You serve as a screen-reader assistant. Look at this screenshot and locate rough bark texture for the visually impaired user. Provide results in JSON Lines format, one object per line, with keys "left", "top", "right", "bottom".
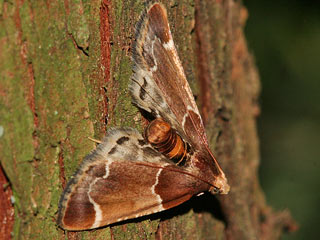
{"left": 0, "top": 0, "right": 296, "bottom": 239}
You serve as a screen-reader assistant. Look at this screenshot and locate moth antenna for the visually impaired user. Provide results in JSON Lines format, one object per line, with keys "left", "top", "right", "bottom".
{"left": 87, "top": 137, "right": 102, "bottom": 144}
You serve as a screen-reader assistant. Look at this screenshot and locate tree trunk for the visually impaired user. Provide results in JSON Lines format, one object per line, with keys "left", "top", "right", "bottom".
{"left": 0, "top": 0, "right": 296, "bottom": 239}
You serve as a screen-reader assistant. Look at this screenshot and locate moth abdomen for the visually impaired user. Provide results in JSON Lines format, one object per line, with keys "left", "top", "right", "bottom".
{"left": 145, "top": 118, "right": 188, "bottom": 165}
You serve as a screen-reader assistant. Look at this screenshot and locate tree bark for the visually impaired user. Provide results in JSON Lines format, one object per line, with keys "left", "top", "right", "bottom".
{"left": 0, "top": 0, "right": 296, "bottom": 239}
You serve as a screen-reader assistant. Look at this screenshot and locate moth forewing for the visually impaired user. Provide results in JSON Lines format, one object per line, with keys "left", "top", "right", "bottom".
{"left": 130, "top": 2, "right": 229, "bottom": 193}
{"left": 57, "top": 129, "right": 219, "bottom": 230}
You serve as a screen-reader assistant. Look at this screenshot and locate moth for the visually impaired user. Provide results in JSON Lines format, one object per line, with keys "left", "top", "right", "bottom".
{"left": 58, "top": 2, "right": 229, "bottom": 231}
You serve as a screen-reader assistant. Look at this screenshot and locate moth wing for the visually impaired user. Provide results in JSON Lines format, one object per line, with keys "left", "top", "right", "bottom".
{"left": 58, "top": 129, "right": 209, "bottom": 230}
{"left": 130, "top": 3, "right": 229, "bottom": 194}
{"left": 130, "top": 3, "right": 208, "bottom": 150}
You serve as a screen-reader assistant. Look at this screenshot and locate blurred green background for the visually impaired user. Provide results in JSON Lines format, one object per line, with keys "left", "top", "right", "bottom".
{"left": 244, "top": 0, "right": 320, "bottom": 239}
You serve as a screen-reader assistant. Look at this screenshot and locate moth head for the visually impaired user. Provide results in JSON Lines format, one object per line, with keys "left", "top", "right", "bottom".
{"left": 209, "top": 175, "right": 230, "bottom": 195}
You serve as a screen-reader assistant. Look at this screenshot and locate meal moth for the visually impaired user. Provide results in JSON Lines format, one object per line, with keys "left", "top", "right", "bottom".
{"left": 57, "top": 2, "right": 230, "bottom": 231}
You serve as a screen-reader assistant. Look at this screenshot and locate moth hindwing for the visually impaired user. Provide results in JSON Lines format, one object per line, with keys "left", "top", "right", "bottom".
{"left": 57, "top": 2, "right": 229, "bottom": 231}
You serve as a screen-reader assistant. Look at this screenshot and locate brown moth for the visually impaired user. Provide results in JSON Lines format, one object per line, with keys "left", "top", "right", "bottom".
{"left": 57, "top": 2, "right": 229, "bottom": 231}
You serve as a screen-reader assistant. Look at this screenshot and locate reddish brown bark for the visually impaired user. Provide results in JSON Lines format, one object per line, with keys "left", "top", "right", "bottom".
{"left": 0, "top": 165, "right": 14, "bottom": 240}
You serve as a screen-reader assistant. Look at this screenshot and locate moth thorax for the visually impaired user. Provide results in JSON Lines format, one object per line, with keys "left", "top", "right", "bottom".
{"left": 145, "top": 118, "right": 187, "bottom": 165}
